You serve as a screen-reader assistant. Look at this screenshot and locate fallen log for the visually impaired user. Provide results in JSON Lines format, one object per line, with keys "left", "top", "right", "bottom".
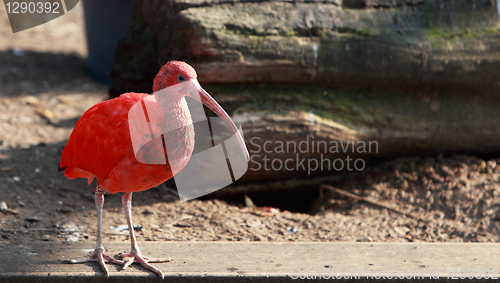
{"left": 195, "top": 84, "right": 500, "bottom": 182}
{"left": 109, "top": 0, "right": 500, "bottom": 182}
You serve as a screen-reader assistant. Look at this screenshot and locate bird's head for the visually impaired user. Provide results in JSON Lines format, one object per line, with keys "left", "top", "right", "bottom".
{"left": 152, "top": 61, "right": 249, "bottom": 161}
{"left": 153, "top": 61, "right": 197, "bottom": 93}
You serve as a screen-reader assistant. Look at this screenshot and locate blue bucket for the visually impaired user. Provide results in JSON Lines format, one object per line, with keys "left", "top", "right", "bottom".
{"left": 83, "top": 0, "right": 133, "bottom": 85}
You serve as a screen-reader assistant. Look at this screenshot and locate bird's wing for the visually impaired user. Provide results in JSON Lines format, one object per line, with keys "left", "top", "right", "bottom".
{"left": 60, "top": 92, "right": 150, "bottom": 183}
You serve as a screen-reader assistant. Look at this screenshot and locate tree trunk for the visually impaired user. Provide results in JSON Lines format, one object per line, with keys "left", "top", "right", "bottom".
{"left": 109, "top": 0, "right": 500, "bottom": 183}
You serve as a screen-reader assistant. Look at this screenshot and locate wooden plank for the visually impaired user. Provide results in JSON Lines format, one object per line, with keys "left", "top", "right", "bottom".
{"left": 0, "top": 242, "right": 499, "bottom": 282}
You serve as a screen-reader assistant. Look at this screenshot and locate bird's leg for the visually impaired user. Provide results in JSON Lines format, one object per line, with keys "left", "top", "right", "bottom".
{"left": 66, "top": 184, "right": 125, "bottom": 276}
{"left": 119, "top": 192, "right": 172, "bottom": 278}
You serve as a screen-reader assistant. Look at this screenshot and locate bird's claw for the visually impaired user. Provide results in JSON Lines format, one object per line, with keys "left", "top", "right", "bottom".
{"left": 65, "top": 248, "right": 125, "bottom": 277}
{"left": 119, "top": 251, "right": 173, "bottom": 278}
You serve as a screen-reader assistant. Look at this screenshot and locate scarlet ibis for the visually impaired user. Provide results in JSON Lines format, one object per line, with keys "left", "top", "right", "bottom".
{"left": 60, "top": 61, "right": 249, "bottom": 277}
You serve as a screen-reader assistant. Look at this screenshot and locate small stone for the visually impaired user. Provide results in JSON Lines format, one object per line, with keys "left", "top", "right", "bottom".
{"left": 0, "top": 202, "right": 17, "bottom": 215}
{"left": 399, "top": 226, "right": 410, "bottom": 233}
{"left": 17, "top": 200, "right": 25, "bottom": 207}
{"left": 12, "top": 176, "right": 21, "bottom": 182}
{"left": 21, "top": 96, "right": 41, "bottom": 105}
{"left": 25, "top": 216, "right": 41, "bottom": 222}
{"left": 394, "top": 227, "right": 407, "bottom": 236}
{"left": 35, "top": 168, "right": 41, "bottom": 173}
{"left": 110, "top": 224, "right": 129, "bottom": 231}
{"left": 36, "top": 108, "right": 55, "bottom": 121}
{"left": 67, "top": 236, "right": 79, "bottom": 242}
{"left": 286, "top": 226, "right": 298, "bottom": 234}
{"left": 438, "top": 234, "right": 448, "bottom": 241}
{"left": 12, "top": 47, "right": 23, "bottom": 56}
{"left": 404, "top": 234, "right": 414, "bottom": 241}
{"left": 59, "top": 207, "right": 72, "bottom": 213}
{"left": 42, "top": 235, "right": 51, "bottom": 241}
{"left": 174, "top": 221, "right": 192, "bottom": 228}
{"left": 19, "top": 144, "right": 31, "bottom": 149}
{"left": 61, "top": 223, "right": 78, "bottom": 232}
{"left": 253, "top": 235, "right": 263, "bottom": 241}
{"left": 357, "top": 237, "right": 373, "bottom": 242}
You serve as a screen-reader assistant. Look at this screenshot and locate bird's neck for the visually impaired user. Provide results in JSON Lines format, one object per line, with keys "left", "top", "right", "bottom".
{"left": 154, "top": 94, "right": 195, "bottom": 173}
{"left": 155, "top": 95, "right": 192, "bottom": 129}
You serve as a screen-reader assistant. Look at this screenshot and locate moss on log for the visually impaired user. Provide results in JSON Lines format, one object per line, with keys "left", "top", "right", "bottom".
{"left": 206, "top": 84, "right": 500, "bottom": 181}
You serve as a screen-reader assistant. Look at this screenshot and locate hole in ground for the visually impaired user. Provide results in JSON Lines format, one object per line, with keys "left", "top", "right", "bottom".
{"left": 160, "top": 178, "right": 321, "bottom": 214}
{"left": 203, "top": 188, "right": 320, "bottom": 214}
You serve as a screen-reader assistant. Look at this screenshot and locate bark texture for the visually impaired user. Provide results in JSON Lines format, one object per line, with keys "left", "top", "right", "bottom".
{"left": 109, "top": 0, "right": 500, "bottom": 182}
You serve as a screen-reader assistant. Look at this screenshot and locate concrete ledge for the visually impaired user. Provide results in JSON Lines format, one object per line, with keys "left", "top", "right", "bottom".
{"left": 0, "top": 242, "right": 499, "bottom": 282}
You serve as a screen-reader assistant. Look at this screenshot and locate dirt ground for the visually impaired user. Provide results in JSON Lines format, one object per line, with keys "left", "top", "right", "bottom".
{"left": 1, "top": 3, "right": 500, "bottom": 251}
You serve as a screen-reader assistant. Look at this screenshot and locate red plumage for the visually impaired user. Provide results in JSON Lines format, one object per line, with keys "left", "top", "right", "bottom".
{"left": 60, "top": 61, "right": 200, "bottom": 194}
{"left": 60, "top": 92, "right": 174, "bottom": 194}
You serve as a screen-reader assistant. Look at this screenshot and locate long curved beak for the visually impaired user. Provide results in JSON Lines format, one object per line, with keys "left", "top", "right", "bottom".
{"left": 188, "top": 79, "right": 250, "bottom": 161}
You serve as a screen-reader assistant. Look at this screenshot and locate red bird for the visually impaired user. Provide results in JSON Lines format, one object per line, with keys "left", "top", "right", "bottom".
{"left": 60, "top": 61, "right": 249, "bottom": 277}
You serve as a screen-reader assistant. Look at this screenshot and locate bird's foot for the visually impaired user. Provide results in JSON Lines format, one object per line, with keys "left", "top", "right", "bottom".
{"left": 120, "top": 251, "right": 173, "bottom": 278}
{"left": 65, "top": 248, "right": 125, "bottom": 277}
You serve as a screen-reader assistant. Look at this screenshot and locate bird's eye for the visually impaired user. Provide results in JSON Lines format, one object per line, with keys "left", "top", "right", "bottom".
{"left": 177, "top": 75, "right": 186, "bottom": 82}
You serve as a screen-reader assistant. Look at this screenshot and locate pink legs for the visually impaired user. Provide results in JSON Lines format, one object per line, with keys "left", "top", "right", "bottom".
{"left": 66, "top": 187, "right": 172, "bottom": 277}
{"left": 119, "top": 192, "right": 173, "bottom": 279}
{"left": 66, "top": 184, "right": 124, "bottom": 276}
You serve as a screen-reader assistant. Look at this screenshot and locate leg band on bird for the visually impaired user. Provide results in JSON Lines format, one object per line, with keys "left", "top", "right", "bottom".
{"left": 94, "top": 184, "right": 105, "bottom": 195}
